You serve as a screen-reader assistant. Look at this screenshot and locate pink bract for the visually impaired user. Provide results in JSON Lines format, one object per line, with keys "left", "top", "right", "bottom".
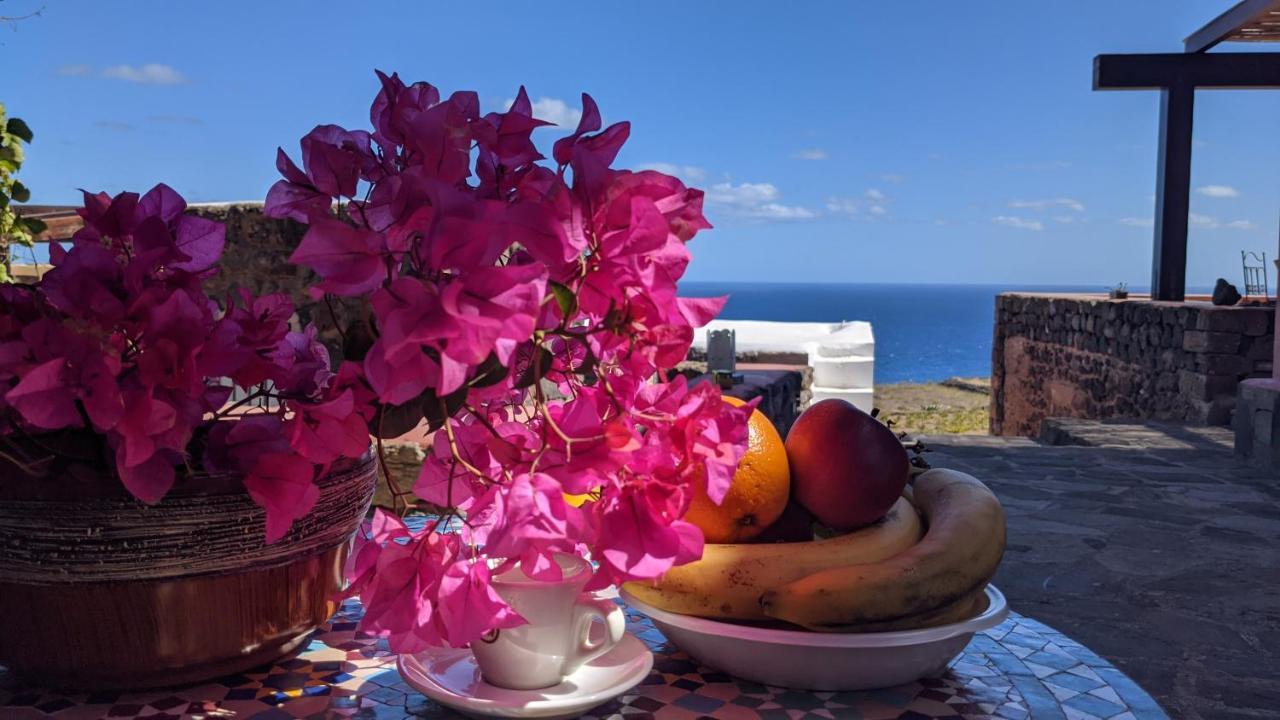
{"left": 2, "top": 70, "right": 754, "bottom": 654}
{"left": 0, "top": 183, "right": 371, "bottom": 544}
{"left": 273, "top": 72, "right": 752, "bottom": 651}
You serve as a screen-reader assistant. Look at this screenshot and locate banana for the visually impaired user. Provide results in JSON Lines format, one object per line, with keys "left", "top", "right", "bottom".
{"left": 760, "top": 468, "right": 1005, "bottom": 628}
{"left": 791, "top": 583, "right": 990, "bottom": 633}
{"left": 623, "top": 496, "right": 922, "bottom": 621}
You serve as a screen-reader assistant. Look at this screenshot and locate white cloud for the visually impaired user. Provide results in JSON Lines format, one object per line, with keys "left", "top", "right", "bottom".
{"left": 792, "top": 148, "right": 828, "bottom": 161}
{"left": 637, "top": 163, "right": 708, "bottom": 183}
{"left": 1189, "top": 212, "right": 1218, "bottom": 228}
{"left": 527, "top": 97, "right": 581, "bottom": 129}
{"left": 101, "top": 64, "right": 188, "bottom": 85}
{"left": 827, "top": 189, "right": 891, "bottom": 219}
{"left": 1196, "top": 185, "right": 1239, "bottom": 198}
{"left": 880, "top": 173, "right": 906, "bottom": 183}
{"left": 56, "top": 64, "right": 92, "bottom": 76}
{"left": 707, "top": 182, "right": 817, "bottom": 221}
{"left": 1118, "top": 217, "right": 1154, "bottom": 228}
{"left": 825, "top": 197, "right": 860, "bottom": 216}
{"left": 1225, "top": 219, "right": 1257, "bottom": 230}
{"left": 1008, "top": 197, "right": 1085, "bottom": 213}
{"left": 993, "top": 215, "right": 1043, "bottom": 231}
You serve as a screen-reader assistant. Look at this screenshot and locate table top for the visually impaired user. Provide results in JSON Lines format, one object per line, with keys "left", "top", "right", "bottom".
{"left": 1, "top": 596, "right": 1167, "bottom": 720}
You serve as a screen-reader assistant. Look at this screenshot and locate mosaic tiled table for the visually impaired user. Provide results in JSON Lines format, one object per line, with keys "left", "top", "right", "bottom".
{"left": 1, "top": 597, "right": 1167, "bottom": 720}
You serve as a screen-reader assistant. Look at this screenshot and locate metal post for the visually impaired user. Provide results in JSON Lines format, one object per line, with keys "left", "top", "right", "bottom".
{"left": 1151, "top": 84, "right": 1195, "bottom": 301}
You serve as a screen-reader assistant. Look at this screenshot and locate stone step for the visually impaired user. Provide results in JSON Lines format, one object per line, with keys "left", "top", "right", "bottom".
{"left": 810, "top": 355, "right": 874, "bottom": 389}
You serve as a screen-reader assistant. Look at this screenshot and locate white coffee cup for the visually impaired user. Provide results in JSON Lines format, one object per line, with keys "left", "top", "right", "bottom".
{"left": 470, "top": 553, "right": 626, "bottom": 690}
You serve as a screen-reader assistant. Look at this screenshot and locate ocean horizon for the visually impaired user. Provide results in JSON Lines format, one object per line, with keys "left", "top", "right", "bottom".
{"left": 681, "top": 281, "right": 1214, "bottom": 385}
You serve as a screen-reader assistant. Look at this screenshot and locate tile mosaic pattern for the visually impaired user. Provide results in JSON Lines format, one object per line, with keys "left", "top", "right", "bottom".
{"left": 0, "top": 601, "right": 1167, "bottom": 719}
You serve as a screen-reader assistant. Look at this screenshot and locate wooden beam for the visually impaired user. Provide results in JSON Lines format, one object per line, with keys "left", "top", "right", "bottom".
{"left": 1184, "top": 0, "right": 1280, "bottom": 53}
{"left": 1094, "top": 53, "right": 1280, "bottom": 90}
{"left": 1151, "top": 85, "right": 1195, "bottom": 302}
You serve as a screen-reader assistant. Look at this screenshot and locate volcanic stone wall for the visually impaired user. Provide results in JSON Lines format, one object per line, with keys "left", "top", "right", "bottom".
{"left": 193, "top": 204, "right": 361, "bottom": 350}
{"left": 991, "top": 293, "right": 1274, "bottom": 437}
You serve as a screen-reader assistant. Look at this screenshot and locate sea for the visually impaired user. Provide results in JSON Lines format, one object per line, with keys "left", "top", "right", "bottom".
{"left": 681, "top": 282, "right": 1106, "bottom": 385}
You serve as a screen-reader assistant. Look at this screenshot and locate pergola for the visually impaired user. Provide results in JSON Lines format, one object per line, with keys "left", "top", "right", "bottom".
{"left": 1094, "top": 0, "right": 1280, "bottom": 301}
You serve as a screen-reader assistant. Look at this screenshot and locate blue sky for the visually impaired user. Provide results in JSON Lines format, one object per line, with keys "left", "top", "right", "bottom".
{"left": 4, "top": 1, "right": 1278, "bottom": 288}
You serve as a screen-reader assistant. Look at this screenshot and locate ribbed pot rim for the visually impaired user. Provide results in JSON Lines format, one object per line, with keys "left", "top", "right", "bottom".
{"left": 0, "top": 448, "right": 377, "bottom": 585}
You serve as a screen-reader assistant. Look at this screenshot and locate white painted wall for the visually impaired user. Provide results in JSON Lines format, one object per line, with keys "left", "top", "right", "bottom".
{"left": 691, "top": 320, "right": 875, "bottom": 412}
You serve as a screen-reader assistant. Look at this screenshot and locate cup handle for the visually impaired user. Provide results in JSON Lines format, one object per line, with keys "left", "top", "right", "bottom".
{"left": 565, "top": 595, "right": 625, "bottom": 675}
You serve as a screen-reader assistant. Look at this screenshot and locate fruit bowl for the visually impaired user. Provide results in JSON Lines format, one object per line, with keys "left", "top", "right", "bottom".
{"left": 620, "top": 584, "right": 1008, "bottom": 691}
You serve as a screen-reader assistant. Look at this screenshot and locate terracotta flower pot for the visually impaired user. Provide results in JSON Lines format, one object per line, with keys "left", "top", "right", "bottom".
{"left": 0, "top": 449, "right": 377, "bottom": 690}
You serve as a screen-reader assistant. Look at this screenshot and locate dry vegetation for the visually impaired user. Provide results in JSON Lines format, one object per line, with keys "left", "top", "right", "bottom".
{"left": 874, "top": 378, "right": 990, "bottom": 435}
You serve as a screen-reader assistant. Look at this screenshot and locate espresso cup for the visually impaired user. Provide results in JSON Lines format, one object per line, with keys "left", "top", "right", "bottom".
{"left": 470, "top": 554, "right": 626, "bottom": 690}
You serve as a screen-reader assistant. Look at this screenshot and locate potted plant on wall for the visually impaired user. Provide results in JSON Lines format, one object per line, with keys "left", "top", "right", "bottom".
{"left": 262, "top": 72, "right": 752, "bottom": 661}
{"left": 0, "top": 185, "right": 378, "bottom": 689}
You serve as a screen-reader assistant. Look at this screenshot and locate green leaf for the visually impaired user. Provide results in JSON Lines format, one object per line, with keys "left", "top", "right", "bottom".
{"left": 547, "top": 280, "right": 578, "bottom": 319}
{"left": 10, "top": 181, "right": 29, "bottom": 203}
{"left": 341, "top": 315, "right": 375, "bottom": 362}
{"left": 371, "top": 396, "right": 425, "bottom": 439}
{"left": 469, "top": 353, "right": 509, "bottom": 388}
{"left": 514, "top": 346, "right": 554, "bottom": 389}
{"left": 20, "top": 217, "right": 46, "bottom": 235}
{"left": 420, "top": 385, "right": 470, "bottom": 432}
{"left": 5, "top": 118, "right": 33, "bottom": 144}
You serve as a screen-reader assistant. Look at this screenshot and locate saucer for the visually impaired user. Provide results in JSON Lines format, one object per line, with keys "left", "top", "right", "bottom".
{"left": 397, "top": 632, "right": 653, "bottom": 719}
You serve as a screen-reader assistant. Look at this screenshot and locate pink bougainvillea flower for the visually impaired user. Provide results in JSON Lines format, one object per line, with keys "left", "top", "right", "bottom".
{"left": 203, "top": 414, "right": 291, "bottom": 475}
{"left": 0, "top": 184, "right": 370, "bottom": 547}
{"left": 247, "top": 73, "right": 754, "bottom": 651}
{"left": 269, "top": 326, "right": 333, "bottom": 397}
{"left": 287, "top": 389, "right": 370, "bottom": 464}
{"left": 439, "top": 264, "right": 547, "bottom": 368}
{"left": 592, "top": 482, "right": 705, "bottom": 585}
{"left": 115, "top": 450, "right": 178, "bottom": 505}
{"left": 289, "top": 217, "right": 389, "bottom": 297}
{"left": 244, "top": 451, "right": 320, "bottom": 543}
{"left": 300, "top": 125, "right": 375, "bottom": 198}
{"left": 4, "top": 358, "right": 83, "bottom": 430}
{"left": 264, "top": 149, "right": 333, "bottom": 222}
{"left": 471, "top": 473, "right": 584, "bottom": 578}
{"left": 436, "top": 557, "right": 524, "bottom": 648}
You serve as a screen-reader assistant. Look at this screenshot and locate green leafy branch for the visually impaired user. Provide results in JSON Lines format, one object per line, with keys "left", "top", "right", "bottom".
{"left": 1, "top": 102, "right": 45, "bottom": 282}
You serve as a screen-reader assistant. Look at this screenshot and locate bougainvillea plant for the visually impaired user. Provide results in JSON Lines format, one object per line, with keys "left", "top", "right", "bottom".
{"left": 264, "top": 72, "right": 752, "bottom": 651}
{"left": 0, "top": 70, "right": 749, "bottom": 653}
{"left": 0, "top": 184, "right": 369, "bottom": 541}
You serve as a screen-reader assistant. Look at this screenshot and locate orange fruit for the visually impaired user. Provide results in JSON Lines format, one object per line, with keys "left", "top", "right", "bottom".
{"left": 683, "top": 396, "right": 791, "bottom": 543}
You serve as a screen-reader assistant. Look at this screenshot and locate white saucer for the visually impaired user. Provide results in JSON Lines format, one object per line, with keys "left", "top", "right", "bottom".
{"left": 397, "top": 632, "right": 653, "bottom": 719}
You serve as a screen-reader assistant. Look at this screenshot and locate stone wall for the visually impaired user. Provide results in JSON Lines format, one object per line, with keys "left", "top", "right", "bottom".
{"left": 991, "top": 293, "right": 1274, "bottom": 437}
{"left": 193, "top": 204, "right": 363, "bottom": 351}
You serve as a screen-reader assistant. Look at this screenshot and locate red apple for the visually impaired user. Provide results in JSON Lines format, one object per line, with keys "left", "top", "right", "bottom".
{"left": 784, "top": 399, "right": 909, "bottom": 530}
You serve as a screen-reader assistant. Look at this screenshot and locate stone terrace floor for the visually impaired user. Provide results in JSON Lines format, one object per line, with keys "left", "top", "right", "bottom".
{"left": 922, "top": 421, "right": 1279, "bottom": 720}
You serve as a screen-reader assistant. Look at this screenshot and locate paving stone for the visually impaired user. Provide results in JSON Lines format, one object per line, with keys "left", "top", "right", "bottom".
{"left": 924, "top": 426, "right": 1275, "bottom": 720}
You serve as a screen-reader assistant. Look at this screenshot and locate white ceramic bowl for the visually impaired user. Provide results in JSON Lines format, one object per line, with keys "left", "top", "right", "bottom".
{"left": 620, "top": 584, "right": 1008, "bottom": 691}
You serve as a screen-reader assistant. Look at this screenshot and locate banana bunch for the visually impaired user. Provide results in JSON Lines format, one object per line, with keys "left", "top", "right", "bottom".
{"left": 625, "top": 468, "right": 1005, "bottom": 632}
